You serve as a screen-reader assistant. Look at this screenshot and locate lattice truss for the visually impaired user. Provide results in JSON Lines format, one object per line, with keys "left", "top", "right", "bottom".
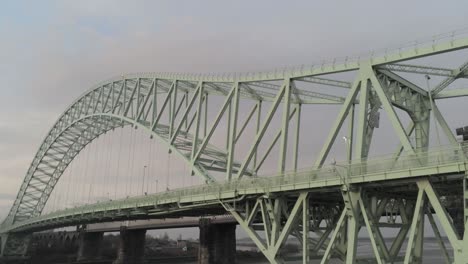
{"left": 2, "top": 30, "right": 468, "bottom": 263}
{"left": 229, "top": 178, "right": 463, "bottom": 264}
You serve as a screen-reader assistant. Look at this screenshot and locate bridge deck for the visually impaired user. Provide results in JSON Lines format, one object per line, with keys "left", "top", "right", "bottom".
{"left": 3, "top": 143, "right": 467, "bottom": 233}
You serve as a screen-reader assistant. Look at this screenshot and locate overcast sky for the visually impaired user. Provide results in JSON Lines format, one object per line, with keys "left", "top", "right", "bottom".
{"left": 1, "top": 1, "right": 468, "bottom": 228}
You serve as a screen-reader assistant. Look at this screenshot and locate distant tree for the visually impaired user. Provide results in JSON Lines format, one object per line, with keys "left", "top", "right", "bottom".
{"left": 162, "top": 232, "right": 169, "bottom": 241}
{"left": 177, "top": 233, "right": 182, "bottom": 241}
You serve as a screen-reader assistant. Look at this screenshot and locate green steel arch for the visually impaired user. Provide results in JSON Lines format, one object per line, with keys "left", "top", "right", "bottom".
{"left": 6, "top": 33, "right": 468, "bottom": 227}
{"left": 4, "top": 68, "right": 359, "bottom": 226}
{"left": 3, "top": 76, "right": 251, "bottom": 226}
{"left": 5, "top": 31, "right": 468, "bottom": 263}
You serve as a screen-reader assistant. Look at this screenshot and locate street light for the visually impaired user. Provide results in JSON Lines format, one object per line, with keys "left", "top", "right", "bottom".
{"left": 142, "top": 165, "right": 147, "bottom": 195}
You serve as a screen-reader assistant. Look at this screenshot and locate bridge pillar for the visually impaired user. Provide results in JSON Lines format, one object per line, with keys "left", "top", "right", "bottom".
{"left": 198, "top": 218, "right": 236, "bottom": 264}
{"left": 0, "top": 233, "right": 31, "bottom": 258}
{"left": 76, "top": 231, "right": 104, "bottom": 262}
{"left": 113, "top": 227, "right": 146, "bottom": 264}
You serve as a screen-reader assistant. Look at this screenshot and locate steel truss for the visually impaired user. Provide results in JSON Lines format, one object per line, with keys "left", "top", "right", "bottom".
{"left": 226, "top": 176, "right": 465, "bottom": 264}
{"left": 2, "top": 32, "right": 468, "bottom": 262}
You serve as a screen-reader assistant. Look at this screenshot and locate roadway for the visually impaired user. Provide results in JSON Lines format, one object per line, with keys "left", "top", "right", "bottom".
{"left": 2, "top": 142, "right": 466, "bottom": 234}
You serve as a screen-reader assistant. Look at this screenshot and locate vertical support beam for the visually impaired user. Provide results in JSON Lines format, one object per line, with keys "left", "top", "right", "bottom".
{"left": 191, "top": 82, "right": 204, "bottom": 161}
{"left": 303, "top": 194, "right": 310, "bottom": 264}
{"left": 347, "top": 104, "right": 354, "bottom": 162}
{"left": 260, "top": 200, "right": 272, "bottom": 247}
{"left": 413, "top": 97, "right": 430, "bottom": 152}
{"left": 278, "top": 78, "right": 291, "bottom": 173}
{"left": 185, "top": 91, "right": 189, "bottom": 130}
{"left": 293, "top": 104, "right": 301, "bottom": 172}
{"left": 136, "top": 78, "right": 141, "bottom": 117}
{"left": 204, "top": 93, "right": 208, "bottom": 137}
{"left": 253, "top": 100, "right": 262, "bottom": 172}
{"left": 198, "top": 219, "right": 237, "bottom": 264}
{"left": 120, "top": 80, "right": 127, "bottom": 115}
{"left": 111, "top": 82, "right": 116, "bottom": 112}
{"left": 226, "top": 102, "right": 231, "bottom": 150}
{"left": 169, "top": 80, "right": 178, "bottom": 138}
{"left": 227, "top": 82, "right": 240, "bottom": 181}
{"left": 270, "top": 199, "right": 281, "bottom": 248}
{"left": 152, "top": 79, "right": 158, "bottom": 122}
{"left": 465, "top": 170, "right": 468, "bottom": 233}
{"left": 343, "top": 188, "right": 361, "bottom": 264}
{"left": 355, "top": 78, "right": 369, "bottom": 160}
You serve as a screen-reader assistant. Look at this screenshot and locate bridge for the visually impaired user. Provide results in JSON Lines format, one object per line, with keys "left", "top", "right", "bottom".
{"left": 2, "top": 29, "right": 468, "bottom": 263}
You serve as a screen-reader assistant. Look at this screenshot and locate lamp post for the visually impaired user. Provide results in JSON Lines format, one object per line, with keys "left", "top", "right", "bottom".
{"left": 142, "top": 165, "right": 147, "bottom": 195}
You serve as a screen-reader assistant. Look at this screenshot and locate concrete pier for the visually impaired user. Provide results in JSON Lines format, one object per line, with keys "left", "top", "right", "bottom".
{"left": 113, "top": 227, "right": 146, "bottom": 264}
{"left": 0, "top": 233, "right": 31, "bottom": 258}
{"left": 198, "top": 218, "right": 236, "bottom": 264}
{"left": 76, "top": 232, "right": 103, "bottom": 262}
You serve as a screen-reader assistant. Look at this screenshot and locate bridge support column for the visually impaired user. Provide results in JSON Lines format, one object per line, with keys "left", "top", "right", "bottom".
{"left": 198, "top": 218, "right": 236, "bottom": 264}
{"left": 77, "top": 232, "right": 104, "bottom": 262}
{"left": 113, "top": 227, "right": 146, "bottom": 264}
{"left": 0, "top": 233, "right": 31, "bottom": 258}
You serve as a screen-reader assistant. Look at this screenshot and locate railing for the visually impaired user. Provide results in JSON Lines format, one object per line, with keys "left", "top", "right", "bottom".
{"left": 4, "top": 143, "right": 468, "bottom": 232}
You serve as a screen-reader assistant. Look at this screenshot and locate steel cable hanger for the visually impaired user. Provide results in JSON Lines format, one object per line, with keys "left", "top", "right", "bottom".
{"left": 147, "top": 135, "right": 152, "bottom": 194}
{"left": 129, "top": 125, "right": 138, "bottom": 196}
{"left": 64, "top": 158, "right": 73, "bottom": 208}
{"left": 105, "top": 131, "right": 113, "bottom": 199}
{"left": 115, "top": 127, "right": 124, "bottom": 199}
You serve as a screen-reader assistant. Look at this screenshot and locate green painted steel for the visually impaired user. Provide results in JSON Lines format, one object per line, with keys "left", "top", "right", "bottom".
{"left": 2, "top": 143, "right": 467, "bottom": 234}
{"left": 3, "top": 30, "right": 468, "bottom": 262}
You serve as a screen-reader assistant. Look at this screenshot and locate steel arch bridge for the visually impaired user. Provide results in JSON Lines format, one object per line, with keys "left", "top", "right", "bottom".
{"left": 3, "top": 31, "right": 468, "bottom": 263}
